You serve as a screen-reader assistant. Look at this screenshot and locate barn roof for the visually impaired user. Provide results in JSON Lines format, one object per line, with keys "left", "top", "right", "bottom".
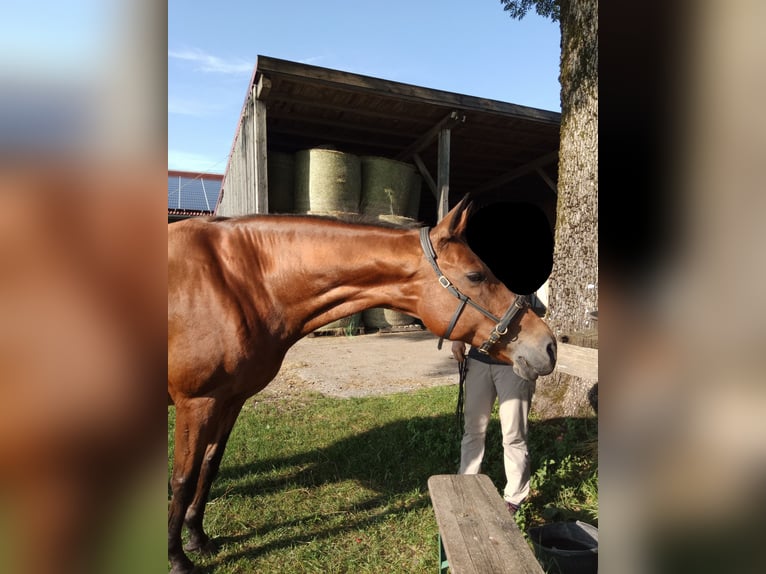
{"left": 228, "top": 55, "right": 560, "bottom": 219}
{"left": 168, "top": 170, "right": 223, "bottom": 220}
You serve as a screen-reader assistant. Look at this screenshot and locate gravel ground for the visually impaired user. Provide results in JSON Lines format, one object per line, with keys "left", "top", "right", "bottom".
{"left": 257, "top": 327, "right": 597, "bottom": 419}
{"left": 260, "top": 328, "right": 461, "bottom": 399}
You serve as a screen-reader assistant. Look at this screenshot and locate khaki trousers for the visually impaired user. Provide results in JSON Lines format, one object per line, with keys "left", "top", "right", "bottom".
{"left": 458, "top": 357, "right": 535, "bottom": 506}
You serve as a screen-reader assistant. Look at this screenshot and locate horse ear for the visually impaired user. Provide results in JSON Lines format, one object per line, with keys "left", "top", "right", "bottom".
{"left": 447, "top": 194, "right": 474, "bottom": 238}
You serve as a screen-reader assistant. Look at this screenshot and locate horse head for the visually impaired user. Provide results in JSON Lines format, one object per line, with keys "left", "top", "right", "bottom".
{"left": 416, "top": 196, "right": 556, "bottom": 380}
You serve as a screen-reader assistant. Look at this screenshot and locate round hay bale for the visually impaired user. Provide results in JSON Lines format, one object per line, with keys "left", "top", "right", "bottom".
{"left": 267, "top": 151, "right": 295, "bottom": 213}
{"left": 377, "top": 214, "right": 418, "bottom": 227}
{"left": 405, "top": 171, "right": 422, "bottom": 219}
{"left": 360, "top": 156, "right": 419, "bottom": 217}
{"left": 295, "top": 148, "right": 361, "bottom": 214}
{"left": 362, "top": 308, "right": 416, "bottom": 329}
{"left": 362, "top": 213, "right": 419, "bottom": 330}
{"left": 305, "top": 210, "right": 358, "bottom": 220}
{"left": 314, "top": 312, "right": 364, "bottom": 335}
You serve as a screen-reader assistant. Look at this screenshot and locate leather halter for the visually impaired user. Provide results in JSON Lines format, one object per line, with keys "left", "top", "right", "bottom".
{"left": 419, "top": 226, "right": 529, "bottom": 353}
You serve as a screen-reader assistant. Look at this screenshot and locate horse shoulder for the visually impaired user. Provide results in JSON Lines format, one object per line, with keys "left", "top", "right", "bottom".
{"left": 168, "top": 221, "right": 255, "bottom": 392}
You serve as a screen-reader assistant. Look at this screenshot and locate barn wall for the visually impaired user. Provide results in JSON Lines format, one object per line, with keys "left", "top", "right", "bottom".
{"left": 218, "top": 91, "right": 267, "bottom": 216}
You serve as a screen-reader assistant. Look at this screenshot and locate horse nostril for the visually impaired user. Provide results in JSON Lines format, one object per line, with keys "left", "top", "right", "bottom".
{"left": 546, "top": 341, "right": 557, "bottom": 364}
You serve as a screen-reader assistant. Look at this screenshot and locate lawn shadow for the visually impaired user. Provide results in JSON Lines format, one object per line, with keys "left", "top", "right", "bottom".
{"left": 194, "top": 412, "right": 596, "bottom": 570}
{"left": 202, "top": 413, "right": 459, "bottom": 569}
{"left": 197, "top": 494, "right": 431, "bottom": 572}
{"left": 214, "top": 412, "right": 462, "bottom": 501}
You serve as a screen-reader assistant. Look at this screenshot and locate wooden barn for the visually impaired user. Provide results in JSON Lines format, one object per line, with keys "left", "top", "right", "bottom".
{"left": 216, "top": 55, "right": 560, "bottom": 228}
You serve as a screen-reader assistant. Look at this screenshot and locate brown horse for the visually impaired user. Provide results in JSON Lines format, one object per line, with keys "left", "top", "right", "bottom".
{"left": 167, "top": 196, "right": 556, "bottom": 573}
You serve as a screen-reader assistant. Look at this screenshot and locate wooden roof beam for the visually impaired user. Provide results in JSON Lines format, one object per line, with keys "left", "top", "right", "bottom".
{"left": 267, "top": 108, "right": 421, "bottom": 140}
{"left": 255, "top": 74, "right": 271, "bottom": 100}
{"left": 260, "top": 93, "right": 438, "bottom": 126}
{"left": 255, "top": 56, "right": 561, "bottom": 124}
{"left": 395, "top": 110, "right": 466, "bottom": 161}
{"left": 535, "top": 166, "right": 558, "bottom": 194}
{"left": 412, "top": 153, "right": 437, "bottom": 199}
{"left": 471, "top": 150, "right": 559, "bottom": 195}
{"left": 267, "top": 126, "right": 407, "bottom": 151}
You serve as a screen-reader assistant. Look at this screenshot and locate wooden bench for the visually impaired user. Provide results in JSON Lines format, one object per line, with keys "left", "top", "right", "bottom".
{"left": 427, "top": 474, "right": 543, "bottom": 574}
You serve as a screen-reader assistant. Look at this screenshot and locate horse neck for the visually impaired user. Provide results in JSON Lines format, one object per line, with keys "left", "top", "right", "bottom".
{"left": 245, "top": 218, "right": 424, "bottom": 338}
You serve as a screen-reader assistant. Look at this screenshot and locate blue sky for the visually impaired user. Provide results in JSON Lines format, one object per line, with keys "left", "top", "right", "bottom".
{"left": 168, "top": 1, "right": 561, "bottom": 174}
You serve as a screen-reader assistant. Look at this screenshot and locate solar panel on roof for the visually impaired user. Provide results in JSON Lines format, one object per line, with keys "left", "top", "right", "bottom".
{"left": 168, "top": 174, "right": 222, "bottom": 213}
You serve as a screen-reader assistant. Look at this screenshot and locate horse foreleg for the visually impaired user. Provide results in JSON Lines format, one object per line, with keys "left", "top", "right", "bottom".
{"left": 183, "top": 401, "right": 242, "bottom": 554}
{"left": 168, "top": 401, "right": 212, "bottom": 574}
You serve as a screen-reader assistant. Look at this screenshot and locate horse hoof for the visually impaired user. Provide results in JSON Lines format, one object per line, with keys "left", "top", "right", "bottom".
{"left": 169, "top": 561, "right": 198, "bottom": 574}
{"left": 184, "top": 537, "right": 217, "bottom": 555}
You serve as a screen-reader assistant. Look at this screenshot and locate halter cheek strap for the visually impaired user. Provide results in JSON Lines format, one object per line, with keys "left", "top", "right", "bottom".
{"left": 419, "top": 226, "right": 529, "bottom": 352}
{"left": 477, "top": 295, "right": 529, "bottom": 354}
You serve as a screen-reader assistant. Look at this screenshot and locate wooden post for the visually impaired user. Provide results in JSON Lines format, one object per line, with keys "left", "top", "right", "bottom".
{"left": 253, "top": 95, "right": 269, "bottom": 214}
{"left": 396, "top": 110, "right": 465, "bottom": 162}
{"left": 437, "top": 128, "right": 450, "bottom": 221}
{"left": 244, "top": 95, "right": 254, "bottom": 215}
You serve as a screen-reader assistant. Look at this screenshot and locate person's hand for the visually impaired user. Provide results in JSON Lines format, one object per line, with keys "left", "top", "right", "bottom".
{"left": 451, "top": 341, "right": 466, "bottom": 362}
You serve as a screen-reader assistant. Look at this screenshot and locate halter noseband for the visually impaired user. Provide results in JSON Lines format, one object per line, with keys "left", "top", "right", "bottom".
{"left": 419, "top": 226, "right": 529, "bottom": 354}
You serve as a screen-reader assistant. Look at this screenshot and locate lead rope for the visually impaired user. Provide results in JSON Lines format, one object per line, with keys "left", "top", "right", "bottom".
{"left": 456, "top": 358, "right": 467, "bottom": 437}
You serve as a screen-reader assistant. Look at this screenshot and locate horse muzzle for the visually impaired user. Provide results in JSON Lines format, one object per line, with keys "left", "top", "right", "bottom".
{"left": 511, "top": 335, "right": 557, "bottom": 381}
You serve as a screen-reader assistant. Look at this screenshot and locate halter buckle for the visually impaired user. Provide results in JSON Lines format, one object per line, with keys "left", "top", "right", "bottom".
{"left": 419, "top": 225, "right": 527, "bottom": 356}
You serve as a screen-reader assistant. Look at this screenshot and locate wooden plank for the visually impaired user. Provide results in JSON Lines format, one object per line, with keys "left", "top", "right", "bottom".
{"left": 428, "top": 474, "right": 543, "bottom": 574}
{"left": 437, "top": 128, "right": 450, "bottom": 221}
{"left": 219, "top": 95, "right": 252, "bottom": 217}
{"left": 556, "top": 343, "right": 598, "bottom": 380}
{"left": 244, "top": 94, "right": 255, "bottom": 215}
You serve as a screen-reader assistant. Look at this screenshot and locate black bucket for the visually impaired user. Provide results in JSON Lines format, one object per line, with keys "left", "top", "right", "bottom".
{"left": 527, "top": 521, "right": 598, "bottom": 574}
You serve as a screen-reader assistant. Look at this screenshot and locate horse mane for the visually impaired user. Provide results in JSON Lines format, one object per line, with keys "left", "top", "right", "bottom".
{"left": 206, "top": 212, "right": 424, "bottom": 230}
{"left": 302, "top": 212, "right": 423, "bottom": 229}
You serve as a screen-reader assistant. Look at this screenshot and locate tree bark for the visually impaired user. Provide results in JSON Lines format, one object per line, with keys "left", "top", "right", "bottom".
{"left": 531, "top": 0, "right": 598, "bottom": 418}
{"left": 546, "top": 0, "right": 598, "bottom": 340}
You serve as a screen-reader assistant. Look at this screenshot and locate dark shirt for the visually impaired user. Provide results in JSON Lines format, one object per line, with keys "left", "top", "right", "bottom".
{"left": 467, "top": 346, "right": 507, "bottom": 365}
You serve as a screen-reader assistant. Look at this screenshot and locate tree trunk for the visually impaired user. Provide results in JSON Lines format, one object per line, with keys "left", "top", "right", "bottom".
{"left": 546, "top": 0, "right": 598, "bottom": 340}
{"left": 536, "top": 0, "right": 598, "bottom": 417}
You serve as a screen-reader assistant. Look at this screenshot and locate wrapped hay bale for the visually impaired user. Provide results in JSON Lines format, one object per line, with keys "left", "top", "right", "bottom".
{"left": 297, "top": 206, "right": 365, "bottom": 337}
{"left": 267, "top": 151, "right": 295, "bottom": 213}
{"left": 360, "top": 156, "right": 419, "bottom": 217}
{"left": 377, "top": 214, "right": 418, "bottom": 226}
{"left": 362, "top": 214, "right": 420, "bottom": 329}
{"left": 305, "top": 210, "right": 358, "bottom": 219}
{"left": 405, "top": 171, "right": 422, "bottom": 219}
{"left": 362, "top": 307, "right": 418, "bottom": 330}
{"left": 295, "top": 148, "right": 361, "bottom": 214}
{"left": 314, "top": 311, "right": 364, "bottom": 336}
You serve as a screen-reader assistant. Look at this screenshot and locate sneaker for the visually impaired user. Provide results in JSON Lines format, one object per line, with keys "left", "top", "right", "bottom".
{"left": 506, "top": 501, "right": 519, "bottom": 515}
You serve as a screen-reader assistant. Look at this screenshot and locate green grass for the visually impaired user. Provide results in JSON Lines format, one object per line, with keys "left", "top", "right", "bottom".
{"left": 168, "top": 386, "right": 597, "bottom": 573}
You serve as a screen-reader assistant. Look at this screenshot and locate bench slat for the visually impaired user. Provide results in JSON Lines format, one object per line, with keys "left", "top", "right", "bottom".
{"left": 428, "top": 474, "right": 543, "bottom": 574}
